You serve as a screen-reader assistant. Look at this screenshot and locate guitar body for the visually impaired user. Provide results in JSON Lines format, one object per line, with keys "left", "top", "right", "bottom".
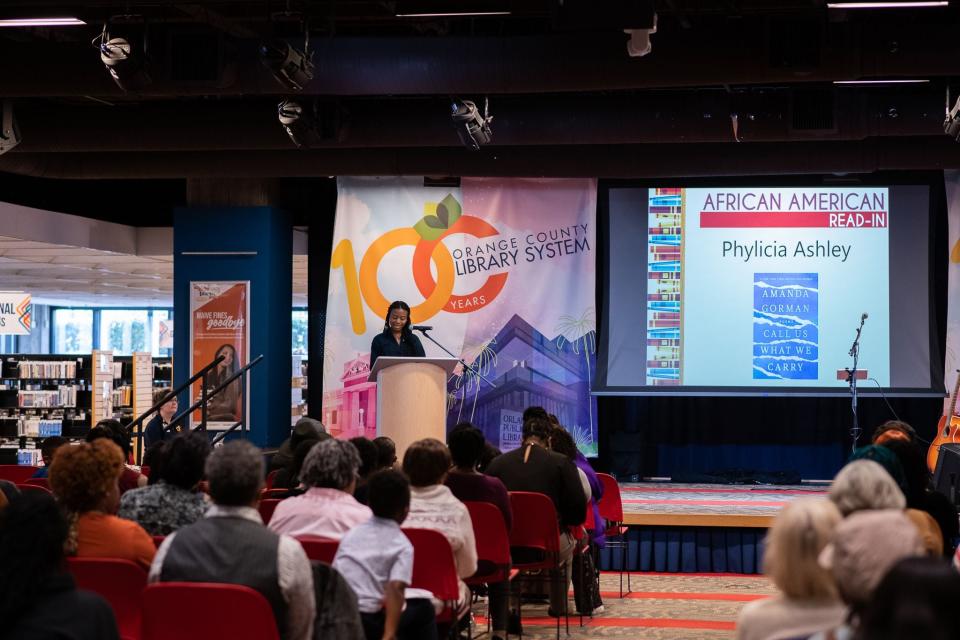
{"left": 927, "top": 414, "right": 960, "bottom": 473}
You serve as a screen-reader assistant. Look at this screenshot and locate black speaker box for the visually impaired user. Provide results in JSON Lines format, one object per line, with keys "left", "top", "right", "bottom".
{"left": 933, "top": 443, "right": 960, "bottom": 507}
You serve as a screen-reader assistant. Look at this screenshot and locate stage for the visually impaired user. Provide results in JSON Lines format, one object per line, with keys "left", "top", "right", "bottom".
{"left": 597, "top": 481, "right": 829, "bottom": 574}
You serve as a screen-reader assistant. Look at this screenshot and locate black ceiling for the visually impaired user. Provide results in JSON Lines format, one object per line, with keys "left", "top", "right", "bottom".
{"left": 0, "top": 0, "right": 958, "bottom": 219}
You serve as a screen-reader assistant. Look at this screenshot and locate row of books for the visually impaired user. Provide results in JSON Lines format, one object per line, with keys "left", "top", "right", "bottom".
{"left": 5, "top": 360, "right": 80, "bottom": 379}
{"left": 20, "top": 418, "right": 63, "bottom": 437}
{"left": 18, "top": 386, "right": 78, "bottom": 408}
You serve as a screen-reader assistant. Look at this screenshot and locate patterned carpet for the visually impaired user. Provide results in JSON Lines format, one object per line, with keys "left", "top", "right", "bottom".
{"left": 472, "top": 571, "right": 777, "bottom": 639}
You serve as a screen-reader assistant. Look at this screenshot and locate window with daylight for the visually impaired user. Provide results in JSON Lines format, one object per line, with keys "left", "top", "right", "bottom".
{"left": 52, "top": 309, "right": 94, "bottom": 354}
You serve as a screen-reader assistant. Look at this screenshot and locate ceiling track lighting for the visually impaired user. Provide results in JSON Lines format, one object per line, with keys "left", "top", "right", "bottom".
{"left": 451, "top": 97, "right": 493, "bottom": 150}
{"left": 0, "top": 101, "right": 21, "bottom": 155}
{"left": 260, "top": 23, "right": 314, "bottom": 92}
{"left": 94, "top": 23, "right": 152, "bottom": 91}
{"left": 944, "top": 87, "right": 960, "bottom": 141}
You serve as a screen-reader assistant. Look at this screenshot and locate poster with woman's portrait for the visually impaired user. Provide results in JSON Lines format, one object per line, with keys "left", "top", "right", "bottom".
{"left": 189, "top": 281, "right": 250, "bottom": 429}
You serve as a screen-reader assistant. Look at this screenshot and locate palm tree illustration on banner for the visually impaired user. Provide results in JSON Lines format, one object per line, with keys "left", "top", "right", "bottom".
{"left": 554, "top": 307, "right": 597, "bottom": 438}
{"left": 455, "top": 337, "right": 498, "bottom": 424}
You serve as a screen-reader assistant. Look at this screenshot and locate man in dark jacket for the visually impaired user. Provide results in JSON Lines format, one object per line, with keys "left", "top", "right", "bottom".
{"left": 485, "top": 414, "right": 586, "bottom": 616}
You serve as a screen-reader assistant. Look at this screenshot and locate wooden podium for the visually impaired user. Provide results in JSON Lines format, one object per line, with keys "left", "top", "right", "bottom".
{"left": 367, "top": 356, "right": 458, "bottom": 459}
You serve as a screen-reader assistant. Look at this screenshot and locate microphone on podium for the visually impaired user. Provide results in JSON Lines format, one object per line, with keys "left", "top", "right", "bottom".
{"left": 411, "top": 325, "right": 433, "bottom": 332}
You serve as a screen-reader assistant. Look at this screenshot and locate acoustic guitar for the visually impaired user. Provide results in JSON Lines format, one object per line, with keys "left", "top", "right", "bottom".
{"left": 927, "top": 371, "right": 960, "bottom": 473}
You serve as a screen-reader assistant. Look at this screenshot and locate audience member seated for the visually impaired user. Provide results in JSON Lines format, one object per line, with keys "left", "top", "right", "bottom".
{"left": 810, "top": 509, "right": 924, "bottom": 640}
{"left": 870, "top": 419, "right": 917, "bottom": 446}
{"left": 273, "top": 433, "right": 331, "bottom": 492}
{"left": 50, "top": 439, "right": 156, "bottom": 570}
{"left": 270, "top": 417, "right": 326, "bottom": 473}
{"left": 31, "top": 435, "right": 67, "bottom": 478}
{"left": 143, "top": 389, "right": 182, "bottom": 448}
{"left": 86, "top": 419, "right": 147, "bottom": 493}
{"left": 373, "top": 436, "right": 398, "bottom": 471}
{"left": 735, "top": 498, "right": 845, "bottom": 640}
{"left": 827, "top": 459, "right": 906, "bottom": 517}
{"left": 402, "top": 438, "right": 477, "bottom": 620}
{"left": 857, "top": 556, "right": 960, "bottom": 640}
{"left": 477, "top": 441, "right": 502, "bottom": 473}
{"left": 118, "top": 432, "right": 211, "bottom": 536}
{"left": 269, "top": 438, "right": 372, "bottom": 540}
{"left": 0, "top": 492, "right": 121, "bottom": 640}
{"left": 903, "top": 508, "right": 944, "bottom": 557}
{"left": 881, "top": 437, "right": 958, "bottom": 556}
{"left": 445, "top": 423, "right": 512, "bottom": 530}
{"left": 847, "top": 444, "right": 909, "bottom": 497}
{"left": 485, "top": 415, "right": 587, "bottom": 618}
{"left": 334, "top": 469, "right": 438, "bottom": 640}
{"left": 350, "top": 436, "right": 379, "bottom": 505}
{"left": 149, "top": 441, "right": 315, "bottom": 640}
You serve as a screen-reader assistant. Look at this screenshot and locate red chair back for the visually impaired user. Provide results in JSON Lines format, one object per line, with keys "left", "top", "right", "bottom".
{"left": 258, "top": 498, "right": 282, "bottom": 524}
{"left": 402, "top": 527, "right": 460, "bottom": 621}
{"left": 0, "top": 464, "right": 39, "bottom": 484}
{"left": 508, "top": 492, "right": 561, "bottom": 560}
{"left": 151, "top": 536, "right": 166, "bottom": 548}
{"left": 23, "top": 477, "right": 50, "bottom": 490}
{"left": 265, "top": 469, "right": 280, "bottom": 489}
{"left": 464, "top": 501, "right": 512, "bottom": 584}
{"left": 141, "top": 582, "right": 280, "bottom": 640}
{"left": 67, "top": 557, "right": 147, "bottom": 640}
{"left": 140, "top": 465, "right": 151, "bottom": 478}
{"left": 261, "top": 488, "right": 289, "bottom": 499}
{"left": 296, "top": 536, "right": 339, "bottom": 563}
{"left": 596, "top": 473, "right": 624, "bottom": 523}
{"left": 16, "top": 482, "right": 52, "bottom": 495}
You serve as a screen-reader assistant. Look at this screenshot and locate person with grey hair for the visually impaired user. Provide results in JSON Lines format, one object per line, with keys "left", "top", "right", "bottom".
{"left": 149, "top": 441, "right": 315, "bottom": 640}
{"left": 827, "top": 459, "right": 907, "bottom": 517}
{"left": 269, "top": 438, "right": 372, "bottom": 540}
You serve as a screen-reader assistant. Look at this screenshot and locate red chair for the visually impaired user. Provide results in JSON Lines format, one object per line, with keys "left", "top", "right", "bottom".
{"left": 151, "top": 536, "right": 166, "bottom": 548}
{"left": 265, "top": 469, "right": 280, "bottom": 489}
{"left": 141, "top": 582, "right": 280, "bottom": 640}
{"left": 23, "top": 477, "right": 51, "bottom": 490}
{"left": 67, "top": 557, "right": 147, "bottom": 640}
{"left": 0, "top": 464, "right": 39, "bottom": 484}
{"left": 261, "top": 488, "right": 290, "bottom": 499}
{"left": 296, "top": 536, "right": 339, "bottom": 563}
{"left": 16, "top": 482, "right": 52, "bottom": 495}
{"left": 140, "top": 465, "right": 151, "bottom": 478}
{"left": 508, "top": 491, "right": 567, "bottom": 639}
{"left": 464, "top": 502, "right": 519, "bottom": 636}
{"left": 596, "top": 473, "right": 631, "bottom": 597}
{"left": 258, "top": 498, "right": 282, "bottom": 524}
{"left": 402, "top": 528, "right": 464, "bottom": 630}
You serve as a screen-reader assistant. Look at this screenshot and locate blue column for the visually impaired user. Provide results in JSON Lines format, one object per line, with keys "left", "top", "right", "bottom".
{"left": 173, "top": 206, "right": 292, "bottom": 447}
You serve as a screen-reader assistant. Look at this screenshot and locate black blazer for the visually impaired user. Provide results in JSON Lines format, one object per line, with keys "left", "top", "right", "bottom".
{"left": 370, "top": 330, "right": 426, "bottom": 367}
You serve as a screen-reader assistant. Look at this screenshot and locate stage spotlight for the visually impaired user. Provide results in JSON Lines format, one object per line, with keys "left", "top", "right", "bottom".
{"left": 451, "top": 97, "right": 492, "bottom": 150}
{"left": 278, "top": 99, "right": 322, "bottom": 148}
{"left": 0, "top": 101, "right": 20, "bottom": 155}
{"left": 97, "top": 25, "right": 151, "bottom": 91}
{"left": 945, "top": 90, "right": 960, "bottom": 141}
{"left": 260, "top": 39, "right": 314, "bottom": 92}
{"left": 624, "top": 13, "right": 657, "bottom": 57}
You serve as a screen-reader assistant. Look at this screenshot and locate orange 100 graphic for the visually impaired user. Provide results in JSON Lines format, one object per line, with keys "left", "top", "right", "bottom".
{"left": 330, "top": 194, "right": 508, "bottom": 335}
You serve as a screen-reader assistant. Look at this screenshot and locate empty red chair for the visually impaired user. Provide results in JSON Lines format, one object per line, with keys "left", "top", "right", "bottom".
{"left": 24, "top": 477, "right": 51, "bottom": 490}
{"left": 0, "top": 464, "right": 39, "bottom": 484}
{"left": 141, "top": 582, "right": 280, "bottom": 640}
{"left": 258, "top": 498, "right": 282, "bottom": 524}
{"left": 265, "top": 469, "right": 280, "bottom": 489}
{"left": 596, "top": 472, "right": 631, "bottom": 596}
{"left": 67, "top": 557, "right": 147, "bottom": 640}
{"left": 16, "top": 482, "right": 52, "bottom": 495}
{"left": 509, "top": 491, "right": 566, "bottom": 638}
{"left": 402, "top": 528, "right": 463, "bottom": 628}
{"left": 296, "top": 536, "right": 339, "bottom": 563}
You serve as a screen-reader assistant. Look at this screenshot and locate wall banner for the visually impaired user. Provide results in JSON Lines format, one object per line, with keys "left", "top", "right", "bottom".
{"left": 189, "top": 281, "right": 250, "bottom": 429}
{"left": 0, "top": 291, "right": 31, "bottom": 335}
{"left": 323, "top": 177, "right": 598, "bottom": 455}
{"left": 945, "top": 172, "right": 960, "bottom": 411}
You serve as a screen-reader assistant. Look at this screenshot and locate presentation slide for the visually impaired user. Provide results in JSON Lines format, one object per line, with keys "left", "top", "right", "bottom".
{"left": 649, "top": 187, "right": 889, "bottom": 388}
{"left": 599, "top": 183, "right": 939, "bottom": 396}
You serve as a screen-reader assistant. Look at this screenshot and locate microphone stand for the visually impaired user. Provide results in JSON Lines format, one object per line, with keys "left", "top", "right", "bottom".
{"left": 414, "top": 328, "right": 499, "bottom": 389}
{"left": 846, "top": 315, "right": 867, "bottom": 452}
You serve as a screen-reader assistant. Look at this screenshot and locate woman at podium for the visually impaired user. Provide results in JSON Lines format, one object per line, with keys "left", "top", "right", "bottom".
{"left": 370, "top": 300, "right": 426, "bottom": 367}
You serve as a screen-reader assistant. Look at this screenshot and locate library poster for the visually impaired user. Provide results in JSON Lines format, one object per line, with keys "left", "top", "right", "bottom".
{"left": 323, "top": 177, "right": 598, "bottom": 455}
{"left": 0, "top": 291, "right": 31, "bottom": 335}
{"left": 189, "top": 281, "right": 249, "bottom": 429}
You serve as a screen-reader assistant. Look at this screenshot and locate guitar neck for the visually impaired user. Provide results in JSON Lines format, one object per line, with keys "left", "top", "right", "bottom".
{"left": 950, "top": 373, "right": 960, "bottom": 416}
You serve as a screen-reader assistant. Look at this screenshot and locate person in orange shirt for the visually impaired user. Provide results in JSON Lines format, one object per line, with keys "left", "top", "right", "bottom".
{"left": 49, "top": 439, "right": 156, "bottom": 570}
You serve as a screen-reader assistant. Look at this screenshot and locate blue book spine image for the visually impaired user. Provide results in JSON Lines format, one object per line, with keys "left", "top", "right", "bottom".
{"left": 753, "top": 273, "right": 819, "bottom": 380}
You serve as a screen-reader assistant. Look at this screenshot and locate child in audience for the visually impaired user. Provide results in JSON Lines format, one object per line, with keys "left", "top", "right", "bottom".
{"left": 31, "top": 435, "right": 67, "bottom": 478}
{"left": 334, "top": 469, "right": 437, "bottom": 640}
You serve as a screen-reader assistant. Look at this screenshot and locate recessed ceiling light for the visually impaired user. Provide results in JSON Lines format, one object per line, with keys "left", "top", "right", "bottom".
{"left": 833, "top": 79, "right": 931, "bottom": 84}
{"left": 827, "top": 2, "right": 948, "bottom": 8}
{"left": 0, "top": 17, "right": 86, "bottom": 27}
